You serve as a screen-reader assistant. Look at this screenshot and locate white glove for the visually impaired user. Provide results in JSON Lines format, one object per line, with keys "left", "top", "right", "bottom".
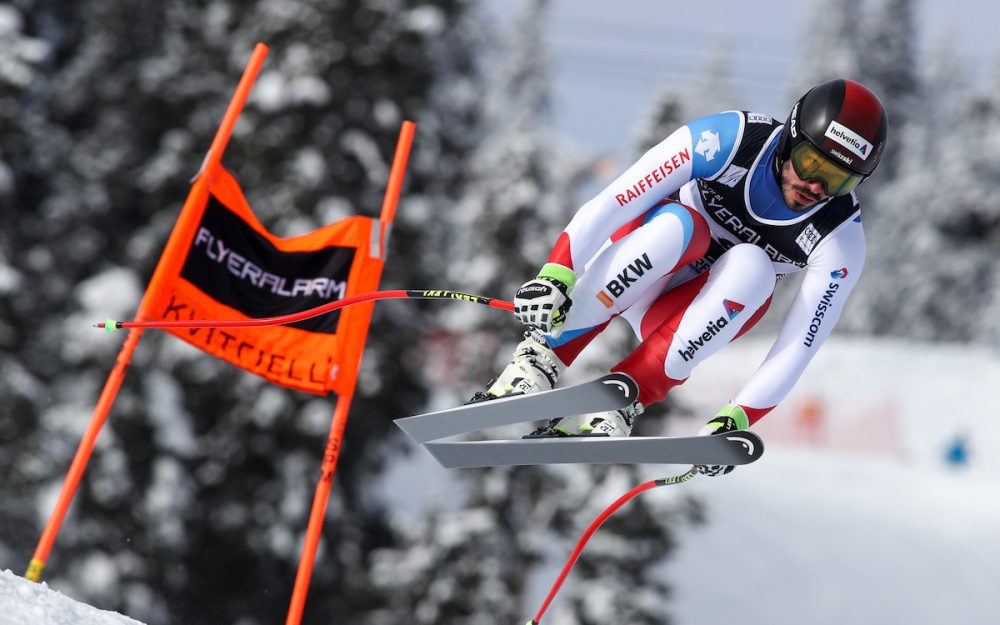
{"left": 514, "top": 276, "right": 572, "bottom": 336}
{"left": 696, "top": 404, "right": 750, "bottom": 477}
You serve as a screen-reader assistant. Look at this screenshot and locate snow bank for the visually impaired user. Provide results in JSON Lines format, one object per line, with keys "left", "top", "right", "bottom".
{"left": 0, "top": 570, "right": 145, "bottom": 625}
{"left": 655, "top": 337, "right": 1000, "bottom": 625}
{"left": 664, "top": 450, "right": 1000, "bottom": 625}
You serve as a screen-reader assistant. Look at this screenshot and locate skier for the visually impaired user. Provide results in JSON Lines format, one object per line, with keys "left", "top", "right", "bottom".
{"left": 472, "top": 79, "right": 888, "bottom": 476}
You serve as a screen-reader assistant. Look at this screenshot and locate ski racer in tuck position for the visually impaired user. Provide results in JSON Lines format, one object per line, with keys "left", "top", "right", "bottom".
{"left": 472, "top": 79, "right": 888, "bottom": 476}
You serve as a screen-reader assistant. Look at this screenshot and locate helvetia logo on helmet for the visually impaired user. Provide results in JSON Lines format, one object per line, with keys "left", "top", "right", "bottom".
{"left": 824, "top": 121, "right": 872, "bottom": 160}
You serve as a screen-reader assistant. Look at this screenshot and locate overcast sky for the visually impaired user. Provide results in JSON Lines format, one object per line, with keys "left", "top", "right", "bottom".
{"left": 489, "top": 0, "right": 1000, "bottom": 157}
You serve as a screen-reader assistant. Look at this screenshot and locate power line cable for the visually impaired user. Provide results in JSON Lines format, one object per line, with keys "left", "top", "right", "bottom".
{"left": 549, "top": 29, "right": 793, "bottom": 65}
{"left": 553, "top": 48, "right": 792, "bottom": 84}
{"left": 551, "top": 14, "right": 795, "bottom": 54}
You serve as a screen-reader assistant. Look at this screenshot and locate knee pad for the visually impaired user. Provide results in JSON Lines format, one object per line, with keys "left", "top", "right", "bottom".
{"left": 711, "top": 244, "right": 776, "bottom": 307}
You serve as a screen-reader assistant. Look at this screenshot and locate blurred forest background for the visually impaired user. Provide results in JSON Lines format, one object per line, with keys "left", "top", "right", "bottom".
{"left": 1, "top": 0, "right": 998, "bottom": 624}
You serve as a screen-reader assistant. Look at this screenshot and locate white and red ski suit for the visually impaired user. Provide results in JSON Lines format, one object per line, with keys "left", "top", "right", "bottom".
{"left": 543, "top": 110, "right": 865, "bottom": 425}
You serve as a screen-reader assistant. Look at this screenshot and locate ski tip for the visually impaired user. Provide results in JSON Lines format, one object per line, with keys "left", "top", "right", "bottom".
{"left": 725, "top": 430, "right": 765, "bottom": 462}
{"left": 599, "top": 372, "right": 639, "bottom": 402}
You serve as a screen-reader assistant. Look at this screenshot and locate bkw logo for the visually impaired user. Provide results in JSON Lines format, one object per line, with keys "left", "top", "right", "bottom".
{"left": 598, "top": 253, "right": 654, "bottom": 307}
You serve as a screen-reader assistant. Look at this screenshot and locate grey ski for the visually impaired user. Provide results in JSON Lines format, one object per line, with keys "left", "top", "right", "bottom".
{"left": 394, "top": 372, "right": 639, "bottom": 444}
{"left": 423, "top": 431, "right": 765, "bottom": 468}
{"left": 394, "top": 372, "right": 765, "bottom": 468}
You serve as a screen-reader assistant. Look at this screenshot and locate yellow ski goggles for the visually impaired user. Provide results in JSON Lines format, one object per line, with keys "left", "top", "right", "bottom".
{"left": 789, "top": 142, "right": 864, "bottom": 197}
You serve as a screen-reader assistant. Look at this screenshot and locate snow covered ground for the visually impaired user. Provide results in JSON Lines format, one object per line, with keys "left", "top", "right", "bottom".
{"left": 664, "top": 451, "right": 1000, "bottom": 625}
{"left": 657, "top": 337, "right": 1000, "bottom": 625}
{"left": 0, "top": 569, "right": 144, "bottom": 625}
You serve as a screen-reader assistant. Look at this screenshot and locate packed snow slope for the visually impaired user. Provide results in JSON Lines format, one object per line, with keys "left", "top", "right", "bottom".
{"left": 0, "top": 569, "right": 144, "bottom": 625}
{"left": 660, "top": 337, "right": 1000, "bottom": 625}
{"left": 662, "top": 451, "right": 1000, "bottom": 625}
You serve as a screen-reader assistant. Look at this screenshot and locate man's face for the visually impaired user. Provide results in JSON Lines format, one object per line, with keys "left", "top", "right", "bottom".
{"left": 780, "top": 158, "right": 829, "bottom": 212}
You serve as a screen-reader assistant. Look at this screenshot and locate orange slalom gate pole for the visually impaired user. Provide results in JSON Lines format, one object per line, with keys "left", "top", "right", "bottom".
{"left": 378, "top": 120, "right": 415, "bottom": 255}
{"left": 284, "top": 391, "right": 356, "bottom": 625}
{"left": 25, "top": 43, "right": 270, "bottom": 582}
{"left": 285, "top": 121, "right": 415, "bottom": 625}
{"left": 143, "top": 42, "right": 271, "bottom": 314}
{"left": 24, "top": 326, "right": 144, "bottom": 582}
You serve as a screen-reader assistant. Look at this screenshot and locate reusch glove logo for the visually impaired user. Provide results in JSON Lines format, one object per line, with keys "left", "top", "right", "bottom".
{"left": 516, "top": 284, "right": 554, "bottom": 299}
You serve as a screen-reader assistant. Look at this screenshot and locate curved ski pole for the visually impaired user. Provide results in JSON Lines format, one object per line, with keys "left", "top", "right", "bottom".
{"left": 527, "top": 466, "right": 700, "bottom": 625}
{"left": 95, "top": 289, "right": 513, "bottom": 332}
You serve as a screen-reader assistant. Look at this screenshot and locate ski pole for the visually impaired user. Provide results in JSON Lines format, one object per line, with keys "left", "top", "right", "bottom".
{"left": 527, "top": 465, "right": 700, "bottom": 625}
{"left": 95, "top": 289, "right": 513, "bottom": 331}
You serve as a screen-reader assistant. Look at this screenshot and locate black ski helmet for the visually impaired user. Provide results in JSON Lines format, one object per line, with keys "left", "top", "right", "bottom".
{"left": 777, "top": 79, "right": 888, "bottom": 180}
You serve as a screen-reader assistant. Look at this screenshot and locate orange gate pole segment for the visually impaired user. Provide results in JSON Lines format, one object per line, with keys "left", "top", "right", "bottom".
{"left": 25, "top": 325, "right": 145, "bottom": 582}
{"left": 284, "top": 391, "right": 356, "bottom": 625}
{"left": 25, "top": 43, "right": 270, "bottom": 582}
{"left": 141, "top": 42, "right": 271, "bottom": 317}
{"left": 285, "top": 120, "right": 415, "bottom": 625}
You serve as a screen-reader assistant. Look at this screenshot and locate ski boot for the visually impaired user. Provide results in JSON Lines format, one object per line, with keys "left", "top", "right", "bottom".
{"left": 468, "top": 329, "right": 564, "bottom": 403}
{"left": 524, "top": 400, "right": 644, "bottom": 438}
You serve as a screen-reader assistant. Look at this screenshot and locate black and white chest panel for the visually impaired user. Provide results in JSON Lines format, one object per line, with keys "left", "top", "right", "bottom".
{"left": 678, "top": 112, "right": 861, "bottom": 277}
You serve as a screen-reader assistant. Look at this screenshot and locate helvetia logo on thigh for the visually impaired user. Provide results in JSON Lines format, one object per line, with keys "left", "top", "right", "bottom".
{"left": 676, "top": 299, "right": 743, "bottom": 362}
